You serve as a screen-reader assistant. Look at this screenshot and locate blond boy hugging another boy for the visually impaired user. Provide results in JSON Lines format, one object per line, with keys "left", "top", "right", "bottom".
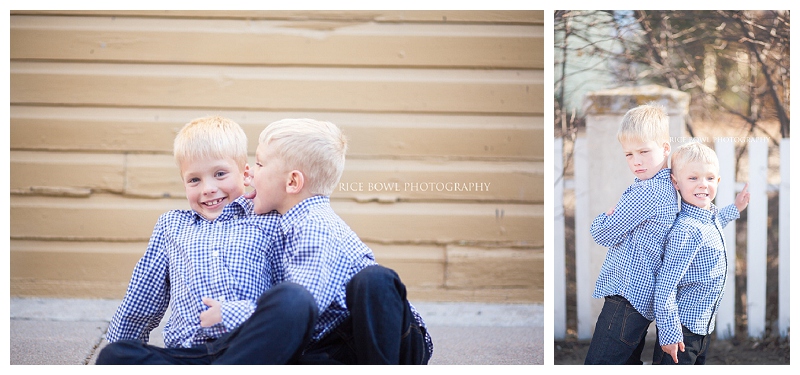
{"left": 243, "top": 118, "right": 432, "bottom": 364}
{"left": 653, "top": 142, "right": 749, "bottom": 365}
{"left": 98, "top": 116, "right": 431, "bottom": 365}
{"left": 584, "top": 104, "right": 680, "bottom": 364}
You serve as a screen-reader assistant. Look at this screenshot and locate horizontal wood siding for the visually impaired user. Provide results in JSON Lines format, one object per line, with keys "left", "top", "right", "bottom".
{"left": 11, "top": 16, "right": 541, "bottom": 69}
{"left": 10, "top": 10, "right": 544, "bottom": 25}
{"left": 11, "top": 106, "right": 543, "bottom": 159}
{"left": 10, "top": 10, "right": 544, "bottom": 303}
{"left": 11, "top": 63, "right": 542, "bottom": 114}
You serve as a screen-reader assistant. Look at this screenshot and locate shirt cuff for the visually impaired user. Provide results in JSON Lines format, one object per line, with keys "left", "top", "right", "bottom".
{"left": 220, "top": 300, "right": 257, "bottom": 331}
{"left": 720, "top": 203, "right": 740, "bottom": 222}
{"left": 658, "top": 318, "right": 684, "bottom": 347}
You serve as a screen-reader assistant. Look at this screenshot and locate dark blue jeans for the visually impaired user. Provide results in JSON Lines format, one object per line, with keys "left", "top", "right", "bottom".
{"left": 97, "top": 265, "right": 430, "bottom": 365}
{"left": 96, "top": 282, "right": 318, "bottom": 364}
{"left": 300, "top": 265, "right": 430, "bottom": 365}
{"left": 584, "top": 295, "right": 652, "bottom": 365}
{"left": 652, "top": 326, "right": 709, "bottom": 365}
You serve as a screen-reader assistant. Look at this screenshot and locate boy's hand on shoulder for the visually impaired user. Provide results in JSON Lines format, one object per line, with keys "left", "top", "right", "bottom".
{"left": 661, "top": 342, "right": 685, "bottom": 364}
{"left": 200, "top": 297, "right": 222, "bottom": 327}
{"left": 606, "top": 205, "right": 615, "bottom": 216}
{"left": 735, "top": 183, "right": 750, "bottom": 212}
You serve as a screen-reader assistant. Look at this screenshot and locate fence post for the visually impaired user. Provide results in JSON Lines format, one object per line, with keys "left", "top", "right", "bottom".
{"left": 714, "top": 139, "right": 736, "bottom": 339}
{"left": 747, "top": 140, "right": 768, "bottom": 338}
{"left": 554, "top": 137, "right": 566, "bottom": 340}
{"left": 573, "top": 136, "right": 593, "bottom": 340}
{"left": 779, "top": 138, "right": 790, "bottom": 337}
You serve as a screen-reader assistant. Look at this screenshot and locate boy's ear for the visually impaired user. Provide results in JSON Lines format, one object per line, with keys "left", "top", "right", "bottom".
{"left": 242, "top": 164, "right": 252, "bottom": 186}
{"left": 671, "top": 173, "right": 679, "bottom": 190}
{"left": 286, "top": 170, "right": 305, "bottom": 194}
{"left": 663, "top": 142, "right": 671, "bottom": 156}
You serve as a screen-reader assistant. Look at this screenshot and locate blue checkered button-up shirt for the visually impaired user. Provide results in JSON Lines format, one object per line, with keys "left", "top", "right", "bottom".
{"left": 590, "top": 168, "right": 679, "bottom": 320}
{"left": 655, "top": 202, "right": 739, "bottom": 346}
{"left": 106, "top": 196, "right": 281, "bottom": 348}
{"left": 270, "top": 195, "right": 433, "bottom": 357}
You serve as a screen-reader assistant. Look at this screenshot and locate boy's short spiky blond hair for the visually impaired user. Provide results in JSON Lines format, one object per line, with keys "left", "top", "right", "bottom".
{"left": 173, "top": 115, "right": 248, "bottom": 172}
{"left": 617, "top": 103, "right": 671, "bottom": 145}
{"left": 258, "top": 118, "right": 347, "bottom": 196}
{"left": 670, "top": 142, "right": 720, "bottom": 175}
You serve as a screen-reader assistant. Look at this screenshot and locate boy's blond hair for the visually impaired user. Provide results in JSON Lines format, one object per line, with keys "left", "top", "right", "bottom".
{"left": 259, "top": 118, "right": 347, "bottom": 196}
{"left": 670, "top": 142, "right": 720, "bottom": 175}
{"left": 173, "top": 115, "right": 248, "bottom": 172}
{"left": 617, "top": 103, "right": 671, "bottom": 145}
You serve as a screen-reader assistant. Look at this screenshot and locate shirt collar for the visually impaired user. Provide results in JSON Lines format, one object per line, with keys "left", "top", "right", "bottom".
{"left": 679, "top": 200, "right": 718, "bottom": 224}
{"left": 279, "top": 195, "right": 330, "bottom": 233}
{"left": 192, "top": 195, "right": 252, "bottom": 223}
{"left": 635, "top": 167, "right": 672, "bottom": 183}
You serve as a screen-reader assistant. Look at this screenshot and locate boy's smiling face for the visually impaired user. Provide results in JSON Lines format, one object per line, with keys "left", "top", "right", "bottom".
{"left": 672, "top": 160, "right": 720, "bottom": 210}
{"left": 619, "top": 139, "right": 670, "bottom": 180}
{"left": 179, "top": 157, "right": 248, "bottom": 221}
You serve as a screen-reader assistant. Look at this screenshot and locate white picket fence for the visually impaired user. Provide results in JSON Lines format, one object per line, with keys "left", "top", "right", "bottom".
{"left": 554, "top": 137, "right": 790, "bottom": 341}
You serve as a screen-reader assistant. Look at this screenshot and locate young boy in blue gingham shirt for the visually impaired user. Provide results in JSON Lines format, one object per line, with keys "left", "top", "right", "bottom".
{"left": 653, "top": 142, "right": 749, "bottom": 365}
{"left": 102, "top": 115, "right": 281, "bottom": 349}
{"left": 243, "top": 118, "right": 432, "bottom": 364}
{"left": 584, "top": 104, "right": 679, "bottom": 364}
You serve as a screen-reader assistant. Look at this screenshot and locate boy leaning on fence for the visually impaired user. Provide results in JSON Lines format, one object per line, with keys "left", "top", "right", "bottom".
{"left": 584, "top": 104, "right": 680, "bottom": 365}
{"left": 652, "top": 142, "right": 749, "bottom": 365}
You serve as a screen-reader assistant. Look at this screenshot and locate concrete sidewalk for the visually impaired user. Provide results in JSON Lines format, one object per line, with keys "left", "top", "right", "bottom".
{"left": 10, "top": 297, "right": 543, "bottom": 365}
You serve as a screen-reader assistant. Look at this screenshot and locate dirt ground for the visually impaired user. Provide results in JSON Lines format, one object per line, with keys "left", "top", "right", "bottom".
{"left": 554, "top": 334, "right": 790, "bottom": 365}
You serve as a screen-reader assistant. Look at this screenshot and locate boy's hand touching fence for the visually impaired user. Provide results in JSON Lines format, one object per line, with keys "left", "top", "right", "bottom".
{"left": 735, "top": 183, "right": 750, "bottom": 212}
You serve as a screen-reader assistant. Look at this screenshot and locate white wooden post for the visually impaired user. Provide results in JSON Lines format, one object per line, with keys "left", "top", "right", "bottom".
{"left": 747, "top": 140, "right": 768, "bottom": 338}
{"left": 574, "top": 137, "right": 593, "bottom": 340}
{"left": 554, "top": 137, "right": 566, "bottom": 340}
{"left": 714, "top": 139, "right": 736, "bottom": 339}
{"left": 778, "top": 138, "right": 790, "bottom": 337}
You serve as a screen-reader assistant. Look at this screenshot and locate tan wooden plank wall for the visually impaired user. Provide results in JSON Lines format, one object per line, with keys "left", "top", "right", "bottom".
{"left": 10, "top": 10, "right": 544, "bottom": 303}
